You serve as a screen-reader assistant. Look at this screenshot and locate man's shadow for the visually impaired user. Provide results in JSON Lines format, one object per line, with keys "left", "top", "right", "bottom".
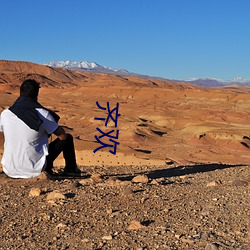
{"left": 148, "top": 163, "right": 246, "bottom": 179}
{"left": 36, "top": 163, "right": 247, "bottom": 181}
{"left": 116, "top": 163, "right": 247, "bottom": 181}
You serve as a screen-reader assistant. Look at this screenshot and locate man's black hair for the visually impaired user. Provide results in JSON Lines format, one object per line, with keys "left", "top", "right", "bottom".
{"left": 20, "top": 79, "right": 40, "bottom": 98}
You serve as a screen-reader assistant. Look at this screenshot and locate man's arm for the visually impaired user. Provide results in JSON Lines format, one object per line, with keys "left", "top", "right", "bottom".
{"left": 53, "top": 126, "right": 67, "bottom": 140}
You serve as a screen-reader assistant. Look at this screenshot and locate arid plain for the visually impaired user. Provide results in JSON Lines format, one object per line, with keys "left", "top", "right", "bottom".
{"left": 1, "top": 60, "right": 250, "bottom": 166}
{"left": 0, "top": 60, "right": 249, "bottom": 249}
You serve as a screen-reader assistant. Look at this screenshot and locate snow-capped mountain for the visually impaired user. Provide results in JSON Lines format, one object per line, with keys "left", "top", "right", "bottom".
{"left": 44, "top": 60, "right": 250, "bottom": 87}
{"left": 46, "top": 61, "right": 100, "bottom": 69}
{"left": 180, "top": 77, "right": 250, "bottom": 87}
{"left": 44, "top": 60, "right": 129, "bottom": 75}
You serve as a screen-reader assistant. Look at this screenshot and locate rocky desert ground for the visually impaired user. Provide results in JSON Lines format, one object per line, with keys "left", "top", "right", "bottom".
{"left": 0, "top": 60, "right": 249, "bottom": 249}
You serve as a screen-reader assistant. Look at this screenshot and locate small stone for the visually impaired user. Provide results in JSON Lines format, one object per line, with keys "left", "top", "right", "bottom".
{"left": 82, "top": 238, "right": 90, "bottom": 243}
{"left": 29, "top": 188, "right": 41, "bottom": 197}
{"left": 235, "top": 230, "right": 243, "bottom": 235}
{"left": 179, "top": 175, "right": 188, "bottom": 179}
{"left": 107, "top": 208, "right": 113, "bottom": 214}
{"left": 192, "top": 233, "right": 200, "bottom": 239}
{"left": 106, "top": 177, "right": 118, "bottom": 185}
{"left": 91, "top": 173, "right": 102, "bottom": 179}
{"left": 232, "top": 179, "right": 248, "bottom": 186}
{"left": 201, "top": 211, "right": 210, "bottom": 216}
{"left": 150, "top": 179, "right": 159, "bottom": 185}
{"left": 79, "top": 179, "right": 92, "bottom": 185}
{"left": 205, "top": 243, "right": 219, "bottom": 250}
{"left": 102, "top": 235, "right": 113, "bottom": 241}
{"left": 175, "top": 234, "right": 182, "bottom": 239}
{"left": 140, "top": 197, "right": 149, "bottom": 203}
{"left": 46, "top": 191, "right": 66, "bottom": 201}
{"left": 120, "top": 180, "right": 131, "bottom": 186}
{"left": 36, "top": 172, "right": 49, "bottom": 180}
{"left": 122, "top": 187, "right": 134, "bottom": 196}
{"left": 56, "top": 223, "right": 67, "bottom": 229}
{"left": 164, "top": 207, "right": 172, "bottom": 213}
{"left": 127, "top": 220, "right": 145, "bottom": 230}
{"left": 91, "top": 173, "right": 104, "bottom": 183}
{"left": 132, "top": 174, "right": 149, "bottom": 183}
{"left": 206, "top": 180, "right": 222, "bottom": 187}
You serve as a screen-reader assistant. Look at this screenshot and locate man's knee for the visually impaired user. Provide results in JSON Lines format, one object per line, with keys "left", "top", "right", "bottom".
{"left": 66, "top": 133, "right": 73, "bottom": 141}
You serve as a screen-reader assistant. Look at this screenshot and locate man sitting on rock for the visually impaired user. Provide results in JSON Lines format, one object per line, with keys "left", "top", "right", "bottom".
{"left": 0, "top": 79, "right": 81, "bottom": 178}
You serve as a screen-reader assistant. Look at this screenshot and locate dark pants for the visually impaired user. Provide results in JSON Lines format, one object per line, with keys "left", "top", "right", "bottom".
{"left": 45, "top": 134, "right": 77, "bottom": 172}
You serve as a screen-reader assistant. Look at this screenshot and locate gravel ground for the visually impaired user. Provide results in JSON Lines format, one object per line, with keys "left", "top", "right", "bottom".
{"left": 0, "top": 163, "right": 249, "bottom": 250}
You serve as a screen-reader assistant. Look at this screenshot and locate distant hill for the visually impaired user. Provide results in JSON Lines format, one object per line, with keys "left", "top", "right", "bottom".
{"left": 178, "top": 77, "right": 250, "bottom": 88}
{"left": 0, "top": 60, "right": 193, "bottom": 90}
{"left": 44, "top": 61, "right": 250, "bottom": 88}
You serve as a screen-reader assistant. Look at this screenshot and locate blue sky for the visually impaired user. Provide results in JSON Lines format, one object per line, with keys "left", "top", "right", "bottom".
{"left": 1, "top": 0, "right": 250, "bottom": 80}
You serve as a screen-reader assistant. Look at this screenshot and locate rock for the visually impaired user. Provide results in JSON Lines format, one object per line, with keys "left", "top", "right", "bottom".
{"left": 122, "top": 187, "right": 134, "bottom": 196}
{"left": 105, "top": 177, "right": 130, "bottom": 186}
{"left": 140, "top": 197, "right": 149, "bottom": 203}
{"left": 56, "top": 223, "right": 67, "bottom": 229}
{"left": 175, "top": 234, "right": 182, "bottom": 239}
{"left": 106, "top": 208, "right": 113, "bottom": 214}
{"left": 201, "top": 211, "right": 210, "bottom": 216}
{"left": 91, "top": 173, "right": 104, "bottom": 183}
{"left": 232, "top": 179, "right": 248, "bottom": 186}
{"left": 131, "top": 174, "right": 149, "bottom": 184}
{"left": 91, "top": 173, "right": 102, "bottom": 179}
{"left": 179, "top": 175, "right": 188, "bottom": 179}
{"left": 106, "top": 176, "right": 119, "bottom": 185}
{"left": 36, "top": 172, "right": 50, "bottom": 180}
{"left": 119, "top": 180, "right": 132, "bottom": 186}
{"left": 29, "top": 188, "right": 41, "bottom": 197}
{"left": 102, "top": 235, "right": 113, "bottom": 241}
{"left": 79, "top": 178, "right": 92, "bottom": 185}
{"left": 127, "top": 220, "right": 145, "bottom": 230}
{"left": 46, "top": 191, "right": 66, "bottom": 201}
{"left": 81, "top": 238, "right": 90, "bottom": 243}
{"left": 206, "top": 180, "right": 222, "bottom": 187}
{"left": 150, "top": 179, "right": 159, "bottom": 185}
{"left": 205, "top": 243, "right": 219, "bottom": 250}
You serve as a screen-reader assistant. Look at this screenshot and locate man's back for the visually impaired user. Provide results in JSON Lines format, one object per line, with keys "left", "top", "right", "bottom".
{"left": 0, "top": 108, "right": 58, "bottom": 178}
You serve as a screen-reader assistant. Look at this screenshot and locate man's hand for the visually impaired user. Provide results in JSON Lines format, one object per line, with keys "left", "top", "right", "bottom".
{"left": 53, "top": 126, "right": 67, "bottom": 140}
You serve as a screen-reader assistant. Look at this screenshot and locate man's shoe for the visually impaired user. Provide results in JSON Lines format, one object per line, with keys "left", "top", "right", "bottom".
{"left": 63, "top": 167, "right": 82, "bottom": 176}
{"left": 44, "top": 168, "right": 54, "bottom": 175}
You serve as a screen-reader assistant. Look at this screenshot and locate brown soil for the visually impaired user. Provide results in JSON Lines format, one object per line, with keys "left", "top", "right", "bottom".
{"left": 0, "top": 164, "right": 249, "bottom": 249}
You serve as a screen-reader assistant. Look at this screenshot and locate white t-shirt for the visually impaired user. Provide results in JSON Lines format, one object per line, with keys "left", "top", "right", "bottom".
{"left": 0, "top": 108, "right": 58, "bottom": 178}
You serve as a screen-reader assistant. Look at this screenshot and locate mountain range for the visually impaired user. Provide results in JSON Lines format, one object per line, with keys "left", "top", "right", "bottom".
{"left": 44, "top": 61, "right": 129, "bottom": 75}
{"left": 44, "top": 60, "right": 250, "bottom": 88}
{"left": 182, "top": 77, "right": 250, "bottom": 88}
